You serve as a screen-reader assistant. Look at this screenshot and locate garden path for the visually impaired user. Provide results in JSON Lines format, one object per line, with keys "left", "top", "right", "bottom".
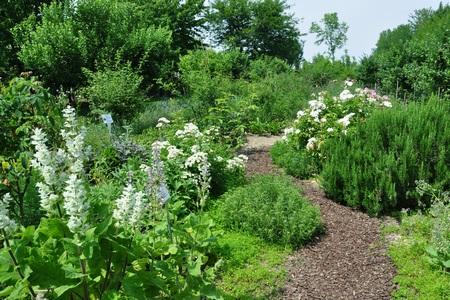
{"left": 242, "top": 137, "right": 397, "bottom": 300}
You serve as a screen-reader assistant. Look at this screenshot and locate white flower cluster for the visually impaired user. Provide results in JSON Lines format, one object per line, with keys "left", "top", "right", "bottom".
{"left": 31, "top": 128, "right": 59, "bottom": 212}
{"left": 113, "top": 182, "right": 147, "bottom": 228}
{"left": 167, "top": 145, "right": 183, "bottom": 159}
{"left": 337, "top": 113, "right": 356, "bottom": 128}
{"left": 306, "top": 137, "right": 318, "bottom": 151}
{"left": 204, "top": 126, "right": 220, "bottom": 137}
{"left": 31, "top": 106, "right": 90, "bottom": 234}
{"left": 0, "top": 193, "right": 17, "bottom": 233}
{"left": 156, "top": 117, "right": 170, "bottom": 128}
{"left": 308, "top": 100, "right": 327, "bottom": 122}
{"left": 63, "top": 174, "right": 89, "bottom": 233}
{"left": 339, "top": 89, "right": 355, "bottom": 101}
{"left": 282, "top": 127, "right": 301, "bottom": 140}
{"left": 226, "top": 154, "right": 248, "bottom": 170}
{"left": 175, "top": 123, "right": 202, "bottom": 139}
{"left": 345, "top": 79, "right": 354, "bottom": 87}
{"left": 184, "top": 146, "right": 211, "bottom": 208}
{"left": 61, "top": 106, "right": 87, "bottom": 174}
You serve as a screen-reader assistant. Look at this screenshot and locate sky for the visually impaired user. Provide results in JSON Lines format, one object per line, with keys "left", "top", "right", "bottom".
{"left": 286, "top": 0, "right": 447, "bottom": 61}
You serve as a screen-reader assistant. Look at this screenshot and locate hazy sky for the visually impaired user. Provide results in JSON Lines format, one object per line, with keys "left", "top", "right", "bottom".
{"left": 286, "top": 0, "right": 447, "bottom": 61}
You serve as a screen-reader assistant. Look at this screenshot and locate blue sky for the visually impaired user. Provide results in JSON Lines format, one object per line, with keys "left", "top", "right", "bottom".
{"left": 286, "top": 0, "right": 447, "bottom": 61}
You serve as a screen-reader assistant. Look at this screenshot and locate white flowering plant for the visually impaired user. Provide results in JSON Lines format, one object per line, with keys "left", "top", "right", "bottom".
{"left": 274, "top": 81, "right": 392, "bottom": 177}
{"left": 0, "top": 106, "right": 223, "bottom": 299}
{"left": 150, "top": 119, "right": 247, "bottom": 210}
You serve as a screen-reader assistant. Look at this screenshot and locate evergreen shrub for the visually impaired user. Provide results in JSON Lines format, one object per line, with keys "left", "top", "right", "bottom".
{"left": 321, "top": 98, "right": 450, "bottom": 215}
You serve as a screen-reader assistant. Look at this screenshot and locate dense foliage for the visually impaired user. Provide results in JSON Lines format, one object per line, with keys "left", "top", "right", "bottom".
{"left": 215, "top": 175, "right": 322, "bottom": 247}
{"left": 208, "top": 0, "right": 303, "bottom": 65}
{"left": 321, "top": 99, "right": 450, "bottom": 215}
{"left": 359, "top": 3, "right": 450, "bottom": 98}
{"left": 387, "top": 183, "right": 450, "bottom": 298}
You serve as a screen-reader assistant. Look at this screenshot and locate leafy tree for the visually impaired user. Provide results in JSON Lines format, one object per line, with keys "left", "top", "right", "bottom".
{"left": 208, "top": 0, "right": 254, "bottom": 51}
{"left": 138, "top": 0, "right": 206, "bottom": 55}
{"left": 0, "top": 0, "right": 54, "bottom": 79}
{"left": 13, "top": 0, "right": 207, "bottom": 95}
{"left": 310, "top": 12, "right": 348, "bottom": 60}
{"left": 209, "top": 0, "right": 303, "bottom": 65}
{"left": 250, "top": 0, "right": 303, "bottom": 65}
{"left": 358, "top": 3, "right": 450, "bottom": 98}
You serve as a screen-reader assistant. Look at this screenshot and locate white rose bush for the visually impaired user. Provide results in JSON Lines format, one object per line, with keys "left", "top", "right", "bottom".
{"left": 273, "top": 81, "right": 392, "bottom": 178}
{"left": 0, "top": 106, "right": 242, "bottom": 299}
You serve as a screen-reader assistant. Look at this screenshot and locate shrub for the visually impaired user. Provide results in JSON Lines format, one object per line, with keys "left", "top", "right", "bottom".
{"left": 246, "top": 55, "right": 290, "bottom": 80}
{"left": 273, "top": 82, "right": 392, "bottom": 179}
{"left": 215, "top": 175, "right": 322, "bottom": 247}
{"left": 321, "top": 98, "right": 450, "bottom": 215}
{"left": 80, "top": 65, "right": 145, "bottom": 120}
{"left": 270, "top": 141, "right": 319, "bottom": 178}
{"left": 131, "top": 99, "right": 184, "bottom": 134}
{"left": 300, "top": 54, "right": 357, "bottom": 87}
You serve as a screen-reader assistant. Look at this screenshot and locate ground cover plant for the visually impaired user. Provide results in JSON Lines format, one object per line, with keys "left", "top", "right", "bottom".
{"left": 215, "top": 232, "right": 290, "bottom": 299}
{"left": 386, "top": 182, "right": 450, "bottom": 299}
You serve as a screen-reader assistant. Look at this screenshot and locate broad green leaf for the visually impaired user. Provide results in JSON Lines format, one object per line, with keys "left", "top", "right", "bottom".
{"left": 188, "top": 257, "right": 202, "bottom": 277}
{"left": 54, "top": 282, "right": 82, "bottom": 297}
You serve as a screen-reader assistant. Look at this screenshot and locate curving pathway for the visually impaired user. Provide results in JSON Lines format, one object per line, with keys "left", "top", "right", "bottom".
{"left": 242, "top": 136, "right": 396, "bottom": 300}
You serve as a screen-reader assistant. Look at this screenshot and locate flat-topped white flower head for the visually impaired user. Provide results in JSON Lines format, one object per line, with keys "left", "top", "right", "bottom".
{"left": 339, "top": 89, "right": 354, "bottom": 101}
{"left": 337, "top": 113, "right": 356, "bottom": 128}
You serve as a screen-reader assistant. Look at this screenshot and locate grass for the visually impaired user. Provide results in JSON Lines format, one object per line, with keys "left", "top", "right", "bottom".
{"left": 385, "top": 213, "right": 450, "bottom": 299}
{"left": 216, "top": 231, "right": 291, "bottom": 299}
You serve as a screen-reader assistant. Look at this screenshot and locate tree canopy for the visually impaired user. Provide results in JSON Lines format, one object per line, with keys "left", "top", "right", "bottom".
{"left": 209, "top": 0, "right": 303, "bottom": 65}
{"left": 310, "top": 12, "right": 348, "bottom": 60}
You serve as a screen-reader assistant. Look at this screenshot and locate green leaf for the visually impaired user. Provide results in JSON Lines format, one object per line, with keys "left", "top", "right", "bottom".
{"left": 0, "top": 286, "right": 14, "bottom": 297}
{"left": 53, "top": 282, "right": 82, "bottom": 297}
{"left": 38, "top": 218, "right": 68, "bottom": 239}
{"left": 187, "top": 257, "right": 203, "bottom": 277}
{"left": 443, "top": 260, "right": 450, "bottom": 269}
{"left": 425, "top": 246, "right": 438, "bottom": 257}
{"left": 123, "top": 273, "right": 147, "bottom": 300}
{"left": 95, "top": 215, "right": 113, "bottom": 236}
{"left": 200, "top": 284, "right": 222, "bottom": 299}
{"left": 62, "top": 264, "right": 85, "bottom": 279}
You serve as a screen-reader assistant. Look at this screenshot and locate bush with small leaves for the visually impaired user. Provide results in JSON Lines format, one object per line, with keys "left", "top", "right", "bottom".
{"left": 216, "top": 175, "right": 322, "bottom": 247}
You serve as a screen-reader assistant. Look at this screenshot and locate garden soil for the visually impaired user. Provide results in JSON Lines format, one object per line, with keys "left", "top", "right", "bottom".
{"left": 242, "top": 136, "right": 397, "bottom": 300}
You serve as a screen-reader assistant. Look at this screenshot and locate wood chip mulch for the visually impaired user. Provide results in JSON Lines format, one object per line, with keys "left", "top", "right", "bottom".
{"left": 243, "top": 146, "right": 397, "bottom": 300}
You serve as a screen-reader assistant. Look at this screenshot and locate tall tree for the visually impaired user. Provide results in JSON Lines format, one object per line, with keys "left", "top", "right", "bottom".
{"left": 208, "top": 0, "right": 253, "bottom": 51}
{"left": 310, "top": 12, "right": 348, "bottom": 60}
{"left": 208, "top": 0, "right": 303, "bottom": 65}
{"left": 0, "top": 0, "right": 54, "bottom": 78}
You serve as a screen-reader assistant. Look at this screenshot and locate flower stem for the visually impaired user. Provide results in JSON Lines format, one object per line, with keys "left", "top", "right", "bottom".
{"left": 77, "top": 244, "right": 89, "bottom": 300}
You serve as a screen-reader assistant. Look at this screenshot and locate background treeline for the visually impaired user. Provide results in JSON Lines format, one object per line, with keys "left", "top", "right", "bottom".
{"left": 0, "top": 0, "right": 448, "bottom": 129}
{"left": 358, "top": 3, "right": 450, "bottom": 98}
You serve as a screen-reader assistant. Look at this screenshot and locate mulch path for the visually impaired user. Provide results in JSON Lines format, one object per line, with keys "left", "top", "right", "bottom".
{"left": 243, "top": 144, "right": 397, "bottom": 300}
